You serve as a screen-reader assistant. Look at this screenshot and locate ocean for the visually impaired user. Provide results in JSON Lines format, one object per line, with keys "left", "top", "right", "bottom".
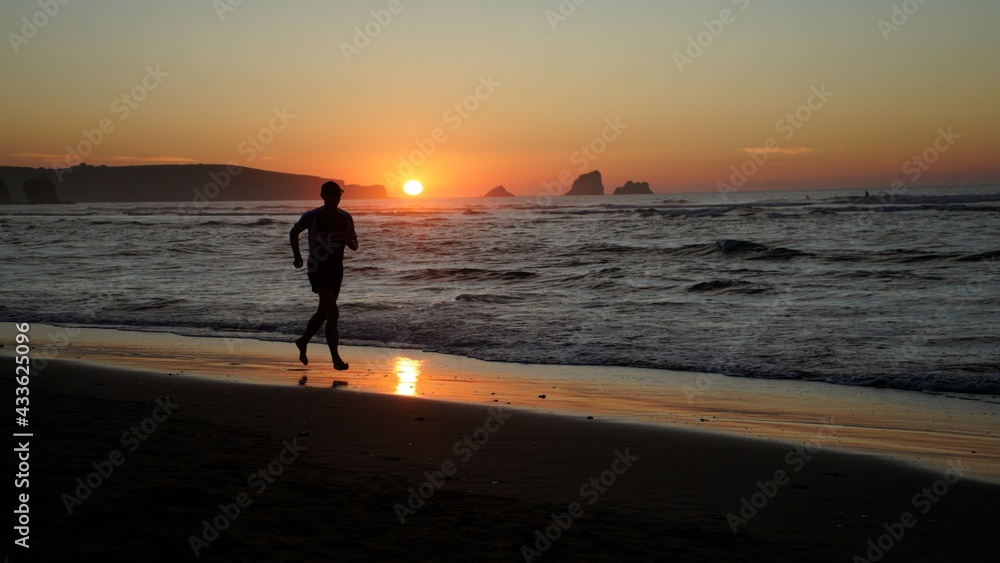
{"left": 2, "top": 186, "right": 998, "bottom": 395}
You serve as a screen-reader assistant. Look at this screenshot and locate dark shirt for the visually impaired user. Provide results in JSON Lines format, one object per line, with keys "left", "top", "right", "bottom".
{"left": 295, "top": 207, "right": 356, "bottom": 266}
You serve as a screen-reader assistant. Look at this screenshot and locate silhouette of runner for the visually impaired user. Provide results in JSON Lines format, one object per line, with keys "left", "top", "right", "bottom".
{"left": 290, "top": 181, "right": 358, "bottom": 370}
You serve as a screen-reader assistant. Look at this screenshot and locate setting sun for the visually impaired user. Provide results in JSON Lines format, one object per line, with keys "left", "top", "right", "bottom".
{"left": 403, "top": 180, "right": 424, "bottom": 196}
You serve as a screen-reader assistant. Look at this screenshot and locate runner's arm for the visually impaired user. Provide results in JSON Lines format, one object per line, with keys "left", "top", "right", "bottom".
{"left": 290, "top": 224, "right": 305, "bottom": 267}
{"left": 346, "top": 216, "right": 359, "bottom": 251}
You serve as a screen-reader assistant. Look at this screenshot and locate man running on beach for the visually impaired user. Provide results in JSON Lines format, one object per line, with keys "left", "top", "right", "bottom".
{"left": 290, "top": 181, "right": 358, "bottom": 370}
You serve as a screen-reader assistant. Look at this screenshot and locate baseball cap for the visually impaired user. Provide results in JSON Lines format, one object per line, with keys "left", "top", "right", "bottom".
{"left": 321, "top": 181, "right": 345, "bottom": 195}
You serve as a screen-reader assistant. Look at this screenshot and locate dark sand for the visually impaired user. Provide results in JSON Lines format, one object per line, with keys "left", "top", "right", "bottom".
{"left": 7, "top": 358, "right": 999, "bottom": 562}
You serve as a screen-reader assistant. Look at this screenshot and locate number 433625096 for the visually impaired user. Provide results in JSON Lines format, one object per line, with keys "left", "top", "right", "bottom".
{"left": 15, "top": 323, "right": 30, "bottom": 422}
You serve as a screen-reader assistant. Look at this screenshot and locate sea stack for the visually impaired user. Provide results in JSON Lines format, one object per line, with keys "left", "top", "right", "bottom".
{"left": 482, "top": 185, "right": 515, "bottom": 198}
{"left": 22, "top": 176, "right": 61, "bottom": 204}
{"left": 565, "top": 170, "right": 604, "bottom": 196}
{"left": 0, "top": 179, "right": 14, "bottom": 204}
{"left": 613, "top": 181, "right": 653, "bottom": 195}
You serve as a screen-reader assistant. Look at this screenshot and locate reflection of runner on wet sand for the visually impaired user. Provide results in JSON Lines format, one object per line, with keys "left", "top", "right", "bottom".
{"left": 289, "top": 181, "right": 358, "bottom": 370}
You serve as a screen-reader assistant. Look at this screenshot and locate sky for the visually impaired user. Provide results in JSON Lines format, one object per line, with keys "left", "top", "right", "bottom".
{"left": 2, "top": 0, "right": 998, "bottom": 198}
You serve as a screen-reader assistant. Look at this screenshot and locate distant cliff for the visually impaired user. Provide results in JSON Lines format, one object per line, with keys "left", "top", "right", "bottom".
{"left": 565, "top": 170, "right": 604, "bottom": 196}
{"left": 482, "top": 185, "right": 515, "bottom": 198}
{"left": 613, "top": 181, "right": 653, "bottom": 195}
{"left": 0, "top": 164, "right": 389, "bottom": 203}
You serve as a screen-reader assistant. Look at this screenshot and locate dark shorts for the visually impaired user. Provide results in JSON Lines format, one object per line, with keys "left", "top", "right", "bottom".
{"left": 307, "top": 258, "right": 344, "bottom": 297}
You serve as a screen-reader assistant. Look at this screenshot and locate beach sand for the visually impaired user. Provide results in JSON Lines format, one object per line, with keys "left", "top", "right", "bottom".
{"left": 5, "top": 326, "right": 999, "bottom": 561}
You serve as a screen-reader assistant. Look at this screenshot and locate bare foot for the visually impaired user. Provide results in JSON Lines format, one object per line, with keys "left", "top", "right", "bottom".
{"left": 333, "top": 357, "right": 349, "bottom": 371}
{"left": 295, "top": 338, "right": 309, "bottom": 365}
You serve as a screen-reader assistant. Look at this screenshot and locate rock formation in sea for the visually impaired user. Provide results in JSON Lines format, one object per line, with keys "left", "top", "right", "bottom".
{"left": 613, "top": 181, "right": 653, "bottom": 195}
{"left": 565, "top": 170, "right": 604, "bottom": 196}
{"left": 0, "top": 179, "right": 14, "bottom": 204}
{"left": 22, "top": 176, "right": 62, "bottom": 204}
{"left": 482, "top": 185, "right": 515, "bottom": 198}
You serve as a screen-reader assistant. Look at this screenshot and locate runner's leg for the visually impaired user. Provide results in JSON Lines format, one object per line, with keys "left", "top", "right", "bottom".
{"left": 296, "top": 302, "right": 327, "bottom": 365}
{"left": 317, "top": 287, "right": 348, "bottom": 370}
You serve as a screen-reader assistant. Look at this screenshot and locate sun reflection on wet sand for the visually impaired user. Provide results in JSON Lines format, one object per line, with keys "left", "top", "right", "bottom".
{"left": 394, "top": 358, "right": 421, "bottom": 396}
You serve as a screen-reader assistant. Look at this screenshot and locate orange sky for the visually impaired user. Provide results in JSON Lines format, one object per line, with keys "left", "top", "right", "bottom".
{"left": 2, "top": 1, "right": 998, "bottom": 198}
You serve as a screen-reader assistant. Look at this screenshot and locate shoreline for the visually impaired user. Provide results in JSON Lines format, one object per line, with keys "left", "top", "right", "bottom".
{"left": 4, "top": 323, "right": 998, "bottom": 482}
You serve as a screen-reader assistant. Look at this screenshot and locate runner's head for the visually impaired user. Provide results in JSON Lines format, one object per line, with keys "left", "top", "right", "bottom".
{"left": 321, "top": 181, "right": 344, "bottom": 205}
